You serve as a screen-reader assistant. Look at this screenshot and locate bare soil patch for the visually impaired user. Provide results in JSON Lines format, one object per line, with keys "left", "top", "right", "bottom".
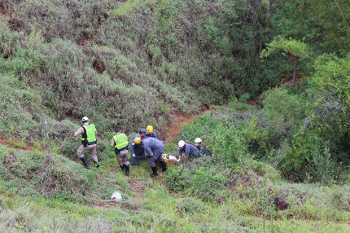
{"left": 0, "top": 9, "right": 12, "bottom": 19}
{"left": 0, "top": 134, "right": 35, "bottom": 151}
{"left": 0, "top": 135, "right": 12, "bottom": 148}
{"left": 164, "top": 113, "right": 203, "bottom": 143}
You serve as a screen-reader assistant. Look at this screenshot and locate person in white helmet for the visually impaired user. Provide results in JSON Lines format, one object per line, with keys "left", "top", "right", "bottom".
{"left": 74, "top": 116, "right": 99, "bottom": 168}
{"left": 194, "top": 138, "right": 211, "bottom": 157}
{"left": 177, "top": 140, "right": 200, "bottom": 163}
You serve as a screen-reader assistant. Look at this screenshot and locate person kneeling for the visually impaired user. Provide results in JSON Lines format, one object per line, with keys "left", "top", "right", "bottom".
{"left": 134, "top": 137, "right": 167, "bottom": 178}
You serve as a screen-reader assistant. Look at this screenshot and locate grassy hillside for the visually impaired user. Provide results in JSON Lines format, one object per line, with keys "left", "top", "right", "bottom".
{"left": 0, "top": 110, "right": 349, "bottom": 232}
{"left": 0, "top": 0, "right": 282, "bottom": 146}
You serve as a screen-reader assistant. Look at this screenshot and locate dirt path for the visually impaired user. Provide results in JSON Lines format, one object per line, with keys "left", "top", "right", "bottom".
{"left": 0, "top": 134, "right": 35, "bottom": 151}
{"left": 164, "top": 112, "right": 205, "bottom": 143}
{"left": 0, "top": 135, "right": 12, "bottom": 148}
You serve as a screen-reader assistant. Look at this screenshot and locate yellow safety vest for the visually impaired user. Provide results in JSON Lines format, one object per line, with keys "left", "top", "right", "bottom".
{"left": 82, "top": 124, "right": 96, "bottom": 143}
{"left": 113, "top": 133, "right": 128, "bottom": 149}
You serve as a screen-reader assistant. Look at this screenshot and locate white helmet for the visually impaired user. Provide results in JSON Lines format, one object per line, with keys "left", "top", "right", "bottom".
{"left": 81, "top": 116, "right": 89, "bottom": 122}
{"left": 194, "top": 138, "right": 202, "bottom": 143}
{"left": 178, "top": 140, "right": 185, "bottom": 148}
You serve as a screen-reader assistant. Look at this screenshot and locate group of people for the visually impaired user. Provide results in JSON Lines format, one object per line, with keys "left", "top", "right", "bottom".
{"left": 177, "top": 137, "right": 211, "bottom": 163}
{"left": 73, "top": 116, "right": 211, "bottom": 178}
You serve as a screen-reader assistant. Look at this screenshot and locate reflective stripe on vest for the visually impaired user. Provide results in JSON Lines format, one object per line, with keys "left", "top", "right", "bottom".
{"left": 82, "top": 124, "right": 96, "bottom": 143}
{"left": 113, "top": 133, "right": 128, "bottom": 149}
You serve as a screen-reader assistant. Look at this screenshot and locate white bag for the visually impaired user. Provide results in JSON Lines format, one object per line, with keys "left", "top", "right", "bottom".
{"left": 111, "top": 191, "right": 122, "bottom": 200}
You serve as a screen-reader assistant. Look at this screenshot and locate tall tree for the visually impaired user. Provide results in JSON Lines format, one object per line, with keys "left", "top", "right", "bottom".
{"left": 273, "top": 0, "right": 350, "bottom": 55}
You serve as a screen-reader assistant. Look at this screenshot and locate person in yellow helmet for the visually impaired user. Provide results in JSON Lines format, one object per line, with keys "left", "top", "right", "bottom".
{"left": 130, "top": 128, "right": 147, "bottom": 166}
{"left": 145, "top": 125, "right": 157, "bottom": 139}
{"left": 74, "top": 116, "right": 99, "bottom": 168}
{"left": 110, "top": 126, "right": 130, "bottom": 176}
{"left": 134, "top": 136, "right": 167, "bottom": 178}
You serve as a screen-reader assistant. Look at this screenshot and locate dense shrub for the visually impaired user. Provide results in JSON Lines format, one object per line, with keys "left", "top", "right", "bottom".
{"left": 273, "top": 0, "right": 350, "bottom": 55}
{"left": 167, "top": 158, "right": 230, "bottom": 203}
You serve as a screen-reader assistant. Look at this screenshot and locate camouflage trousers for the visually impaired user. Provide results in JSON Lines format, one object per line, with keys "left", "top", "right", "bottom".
{"left": 116, "top": 149, "right": 129, "bottom": 166}
{"left": 76, "top": 144, "right": 98, "bottom": 162}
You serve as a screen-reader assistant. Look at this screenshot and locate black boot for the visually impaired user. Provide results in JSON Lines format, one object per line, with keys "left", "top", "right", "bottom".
{"left": 80, "top": 156, "right": 89, "bottom": 168}
{"left": 94, "top": 161, "right": 100, "bottom": 168}
{"left": 160, "top": 161, "right": 168, "bottom": 172}
{"left": 120, "top": 165, "right": 125, "bottom": 170}
{"left": 150, "top": 166, "right": 158, "bottom": 178}
{"left": 125, "top": 165, "right": 130, "bottom": 176}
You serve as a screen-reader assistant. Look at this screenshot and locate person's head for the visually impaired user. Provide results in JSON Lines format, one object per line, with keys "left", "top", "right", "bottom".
{"left": 115, "top": 126, "right": 121, "bottom": 133}
{"left": 134, "top": 137, "right": 142, "bottom": 145}
{"left": 178, "top": 140, "right": 185, "bottom": 149}
{"left": 194, "top": 138, "right": 202, "bottom": 146}
{"left": 139, "top": 128, "right": 147, "bottom": 138}
{"left": 81, "top": 116, "right": 89, "bottom": 123}
{"left": 146, "top": 125, "right": 154, "bottom": 134}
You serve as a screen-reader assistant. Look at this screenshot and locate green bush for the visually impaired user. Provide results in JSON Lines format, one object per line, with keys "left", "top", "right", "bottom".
{"left": 175, "top": 198, "right": 209, "bottom": 216}
{"left": 177, "top": 114, "right": 220, "bottom": 144}
{"left": 307, "top": 141, "right": 337, "bottom": 185}
{"left": 167, "top": 158, "right": 230, "bottom": 203}
{"left": 0, "top": 75, "right": 44, "bottom": 141}
{"left": 260, "top": 88, "right": 305, "bottom": 149}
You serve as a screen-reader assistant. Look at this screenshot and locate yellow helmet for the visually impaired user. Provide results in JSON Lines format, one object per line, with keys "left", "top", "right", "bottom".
{"left": 146, "top": 125, "right": 154, "bottom": 133}
{"left": 134, "top": 137, "right": 142, "bottom": 145}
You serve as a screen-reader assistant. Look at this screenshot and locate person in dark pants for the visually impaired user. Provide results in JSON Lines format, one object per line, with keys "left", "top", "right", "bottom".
{"left": 134, "top": 137, "right": 167, "bottom": 178}
{"left": 74, "top": 116, "right": 99, "bottom": 168}
{"left": 130, "top": 128, "right": 147, "bottom": 166}
{"left": 194, "top": 138, "right": 211, "bottom": 157}
{"left": 110, "top": 126, "right": 129, "bottom": 175}
{"left": 177, "top": 140, "right": 200, "bottom": 163}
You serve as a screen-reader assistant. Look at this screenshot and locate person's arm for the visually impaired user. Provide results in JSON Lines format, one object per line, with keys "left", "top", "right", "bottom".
{"left": 146, "top": 149, "right": 154, "bottom": 157}
{"left": 130, "top": 136, "right": 136, "bottom": 156}
{"left": 110, "top": 137, "right": 115, "bottom": 148}
{"left": 144, "top": 144, "right": 153, "bottom": 156}
{"left": 74, "top": 127, "right": 83, "bottom": 137}
{"left": 177, "top": 149, "right": 182, "bottom": 162}
{"left": 182, "top": 144, "right": 191, "bottom": 163}
{"left": 130, "top": 143, "right": 136, "bottom": 157}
